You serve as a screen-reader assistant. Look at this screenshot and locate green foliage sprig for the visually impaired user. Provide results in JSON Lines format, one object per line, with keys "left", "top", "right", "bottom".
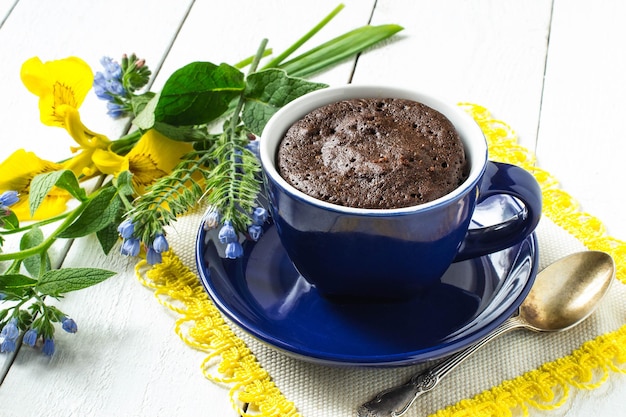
{"left": 0, "top": 3, "right": 403, "bottom": 355}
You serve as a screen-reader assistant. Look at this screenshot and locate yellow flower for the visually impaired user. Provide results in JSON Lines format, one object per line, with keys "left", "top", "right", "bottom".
{"left": 20, "top": 56, "right": 112, "bottom": 178}
{"left": 61, "top": 106, "right": 112, "bottom": 177}
{"left": 20, "top": 56, "right": 93, "bottom": 128}
{"left": 93, "top": 129, "right": 193, "bottom": 195}
{"left": 0, "top": 150, "right": 72, "bottom": 220}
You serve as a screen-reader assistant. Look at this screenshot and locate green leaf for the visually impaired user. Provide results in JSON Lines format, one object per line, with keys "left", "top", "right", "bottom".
{"left": 29, "top": 170, "right": 87, "bottom": 216}
{"left": 132, "top": 91, "right": 159, "bottom": 130}
{"left": 20, "top": 226, "right": 50, "bottom": 277}
{"left": 154, "top": 62, "right": 245, "bottom": 126}
{"left": 113, "top": 170, "right": 136, "bottom": 197}
{"left": 36, "top": 268, "right": 117, "bottom": 296}
{"left": 58, "top": 187, "right": 121, "bottom": 238}
{"left": 0, "top": 274, "right": 37, "bottom": 298}
{"left": 152, "top": 122, "right": 201, "bottom": 142}
{"left": 242, "top": 69, "right": 327, "bottom": 135}
{"left": 96, "top": 221, "right": 121, "bottom": 255}
{"left": 1, "top": 211, "right": 19, "bottom": 230}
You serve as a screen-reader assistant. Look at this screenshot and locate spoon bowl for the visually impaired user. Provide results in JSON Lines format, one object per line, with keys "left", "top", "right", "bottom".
{"left": 520, "top": 251, "right": 614, "bottom": 332}
{"left": 358, "top": 250, "right": 615, "bottom": 417}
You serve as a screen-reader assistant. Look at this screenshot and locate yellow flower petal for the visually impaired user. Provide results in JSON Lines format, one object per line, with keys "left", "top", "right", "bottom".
{"left": 0, "top": 149, "right": 71, "bottom": 220}
{"left": 9, "top": 192, "right": 72, "bottom": 221}
{"left": 92, "top": 148, "right": 129, "bottom": 175}
{"left": 56, "top": 106, "right": 112, "bottom": 178}
{"left": 126, "top": 129, "right": 193, "bottom": 194}
{"left": 0, "top": 149, "right": 62, "bottom": 193}
{"left": 20, "top": 56, "right": 94, "bottom": 127}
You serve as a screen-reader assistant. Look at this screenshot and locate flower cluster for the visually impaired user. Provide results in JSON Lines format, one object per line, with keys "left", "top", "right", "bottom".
{"left": 0, "top": 309, "right": 78, "bottom": 356}
{"left": 93, "top": 53, "right": 152, "bottom": 118}
{"left": 203, "top": 206, "right": 268, "bottom": 259}
{"left": 117, "top": 218, "right": 170, "bottom": 265}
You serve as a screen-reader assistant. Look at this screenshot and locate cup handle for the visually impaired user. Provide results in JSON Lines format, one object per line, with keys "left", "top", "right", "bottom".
{"left": 454, "top": 161, "right": 542, "bottom": 262}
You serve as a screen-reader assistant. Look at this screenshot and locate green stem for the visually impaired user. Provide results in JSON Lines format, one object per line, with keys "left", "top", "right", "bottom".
{"left": 228, "top": 39, "right": 268, "bottom": 136}
{"left": 233, "top": 48, "right": 273, "bottom": 69}
{"left": 261, "top": 3, "right": 344, "bottom": 70}
{"left": 0, "top": 199, "right": 87, "bottom": 262}
{"left": 0, "top": 212, "right": 71, "bottom": 235}
{"left": 110, "top": 130, "right": 143, "bottom": 155}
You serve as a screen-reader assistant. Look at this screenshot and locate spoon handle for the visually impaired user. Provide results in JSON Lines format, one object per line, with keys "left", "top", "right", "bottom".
{"left": 357, "top": 317, "right": 525, "bottom": 417}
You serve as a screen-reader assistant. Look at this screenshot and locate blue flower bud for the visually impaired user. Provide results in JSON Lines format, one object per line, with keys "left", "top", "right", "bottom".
{"left": 146, "top": 246, "right": 162, "bottom": 265}
{"left": 0, "top": 338, "right": 16, "bottom": 353}
{"left": 0, "top": 318, "right": 19, "bottom": 353}
{"left": 152, "top": 234, "right": 169, "bottom": 253}
{"left": 218, "top": 221, "right": 237, "bottom": 244}
{"left": 61, "top": 317, "right": 78, "bottom": 334}
{"left": 0, "top": 191, "right": 19, "bottom": 207}
{"left": 117, "top": 218, "right": 135, "bottom": 239}
{"left": 93, "top": 72, "right": 110, "bottom": 99}
{"left": 106, "top": 102, "right": 126, "bottom": 118}
{"left": 23, "top": 329, "right": 38, "bottom": 347}
{"left": 225, "top": 242, "right": 244, "bottom": 259}
{"left": 0, "top": 318, "right": 19, "bottom": 340}
{"left": 100, "top": 56, "right": 123, "bottom": 78}
{"left": 251, "top": 207, "right": 268, "bottom": 225}
{"left": 42, "top": 338, "right": 55, "bottom": 356}
{"left": 248, "top": 224, "right": 263, "bottom": 241}
{"left": 203, "top": 209, "right": 220, "bottom": 230}
{"left": 120, "top": 238, "right": 140, "bottom": 257}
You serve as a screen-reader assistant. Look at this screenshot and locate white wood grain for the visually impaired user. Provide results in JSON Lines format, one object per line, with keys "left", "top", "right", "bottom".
{"left": 0, "top": 0, "right": 237, "bottom": 415}
{"left": 153, "top": 0, "right": 376, "bottom": 91}
{"left": 537, "top": 0, "right": 626, "bottom": 240}
{"left": 0, "top": 0, "right": 17, "bottom": 26}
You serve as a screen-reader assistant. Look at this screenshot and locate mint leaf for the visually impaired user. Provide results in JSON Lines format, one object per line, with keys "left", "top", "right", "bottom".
{"left": 29, "top": 170, "right": 87, "bottom": 216}
{"left": 0, "top": 274, "right": 37, "bottom": 297}
{"left": 20, "top": 226, "right": 50, "bottom": 278}
{"left": 58, "top": 187, "right": 120, "bottom": 238}
{"left": 36, "top": 268, "right": 117, "bottom": 296}
{"left": 96, "top": 221, "right": 121, "bottom": 255}
{"left": 154, "top": 62, "right": 245, "bottom": 126}
{"left": 242, "top": 69, "right": 327, "bottom": 135}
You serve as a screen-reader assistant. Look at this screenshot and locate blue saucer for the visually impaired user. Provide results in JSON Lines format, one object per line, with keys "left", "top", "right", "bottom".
{"left": 196, "top": 223, "right": 538, "bottom": 367}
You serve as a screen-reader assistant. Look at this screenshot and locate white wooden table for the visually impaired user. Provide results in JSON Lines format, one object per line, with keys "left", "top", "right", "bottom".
{"left": 0, "top": 1, "right": 624, "bottom": 416}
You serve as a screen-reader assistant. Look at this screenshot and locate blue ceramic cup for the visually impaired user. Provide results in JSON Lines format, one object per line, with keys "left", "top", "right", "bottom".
{"left": 259, "top": 85, "right": 541, "bottom": 300}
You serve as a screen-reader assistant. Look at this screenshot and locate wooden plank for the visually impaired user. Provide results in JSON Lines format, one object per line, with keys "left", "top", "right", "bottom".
{"left": 0, "top": 0, "right": 17, "bottom": 27}
{"left": 0, "top": 0, "right": 237, "bottom": 416}
{"left": 536, "top": 0, "right": 626, "bottom": 240}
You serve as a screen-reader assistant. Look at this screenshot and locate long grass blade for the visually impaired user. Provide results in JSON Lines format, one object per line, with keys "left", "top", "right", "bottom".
{"left": 262, "top": 3, "right": 346, "bottom": 70}
{"left": 277, "top": 24, "right": 403, "bottom": 78}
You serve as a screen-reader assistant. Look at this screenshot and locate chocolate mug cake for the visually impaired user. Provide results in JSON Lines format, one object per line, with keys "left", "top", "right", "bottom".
{"left": 276, "top": 98, "right": 469, "bottom": 209}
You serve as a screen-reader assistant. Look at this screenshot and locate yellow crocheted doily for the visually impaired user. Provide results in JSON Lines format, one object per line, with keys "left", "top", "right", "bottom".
{"left": 136, "top": 103, "right": 626, "bottom": 417}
